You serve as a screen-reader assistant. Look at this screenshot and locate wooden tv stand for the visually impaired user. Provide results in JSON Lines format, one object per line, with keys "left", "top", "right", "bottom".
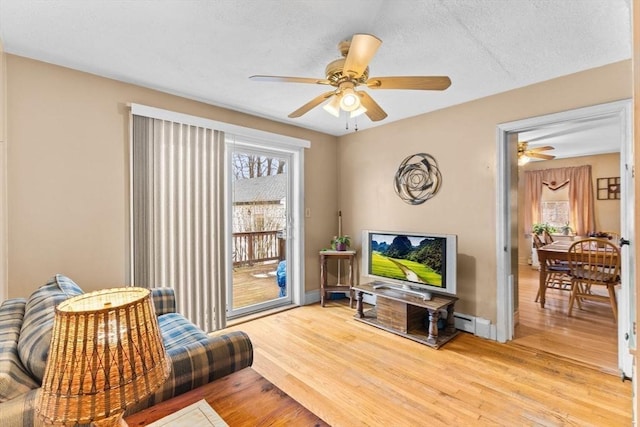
{"left": 352, "top": 282, "right": 459, "bottom": 349}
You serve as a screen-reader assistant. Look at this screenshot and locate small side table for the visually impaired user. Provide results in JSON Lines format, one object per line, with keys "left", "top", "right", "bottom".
{"left": 319, "top": 250, "right": 356, "bottom": 307}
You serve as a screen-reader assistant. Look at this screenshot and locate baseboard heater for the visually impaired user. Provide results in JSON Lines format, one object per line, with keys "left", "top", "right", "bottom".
{"left": 453, "top": 312, "right": 476, "bottom": 333}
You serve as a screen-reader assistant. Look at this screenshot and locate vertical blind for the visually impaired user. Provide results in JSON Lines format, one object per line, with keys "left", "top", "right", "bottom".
{"left": 131, "top": 114, "right": 226, "bottom": 332}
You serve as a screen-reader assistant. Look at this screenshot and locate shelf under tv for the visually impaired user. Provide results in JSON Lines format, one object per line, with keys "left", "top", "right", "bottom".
{"left": 352, "top": 282, "right": 459, "bottom": 349}
{"left": 371, "top": 282, "right": 433, "bottom": 301}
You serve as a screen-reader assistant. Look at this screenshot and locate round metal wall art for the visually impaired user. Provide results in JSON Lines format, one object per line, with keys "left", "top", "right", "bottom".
{"left": 394, "top": 153, "right": 442, "bottom": 205}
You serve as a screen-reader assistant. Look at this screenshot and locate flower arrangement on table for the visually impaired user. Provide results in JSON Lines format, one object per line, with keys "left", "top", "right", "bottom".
{"left": 588, "top": 231, "right": 612, "bottom": 239}
{"left": 331, "top": 235, "right": 351, "bottom": 251}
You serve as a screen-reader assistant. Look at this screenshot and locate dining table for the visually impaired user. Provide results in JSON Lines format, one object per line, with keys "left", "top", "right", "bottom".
{"left": 535, "top": 239, "right": 620, "bottom": 308}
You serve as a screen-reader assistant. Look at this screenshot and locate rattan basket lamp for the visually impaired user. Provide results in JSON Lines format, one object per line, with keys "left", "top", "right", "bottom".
{"left": 36, "top": 288, "right": 171, "bottom": 427}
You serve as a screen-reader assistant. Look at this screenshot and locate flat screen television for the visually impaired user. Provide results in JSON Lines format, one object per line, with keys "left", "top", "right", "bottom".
{"left": 361, "top": 230, "right": 457, "bottom": 299}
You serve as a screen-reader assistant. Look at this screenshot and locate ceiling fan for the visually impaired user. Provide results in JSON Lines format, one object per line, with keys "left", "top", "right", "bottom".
{"left": 518, "top": 141, "right": 555, "bottom": 165}
{"left": 250, "top": 34, "right": 451, "bottom": 122}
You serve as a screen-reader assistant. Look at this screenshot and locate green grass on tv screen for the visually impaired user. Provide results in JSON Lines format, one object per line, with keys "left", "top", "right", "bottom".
{"left": 371, "top": 252, "right": 443, "bottom": 287}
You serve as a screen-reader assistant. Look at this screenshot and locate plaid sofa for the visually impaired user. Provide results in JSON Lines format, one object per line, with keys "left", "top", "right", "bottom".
{"left": 0, "top": 275, "right": 253, "bottom": 427}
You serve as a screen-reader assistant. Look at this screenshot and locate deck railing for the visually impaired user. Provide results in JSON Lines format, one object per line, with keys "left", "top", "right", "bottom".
{"left": 232, "top": 230, "right": 285, "bottom": 266}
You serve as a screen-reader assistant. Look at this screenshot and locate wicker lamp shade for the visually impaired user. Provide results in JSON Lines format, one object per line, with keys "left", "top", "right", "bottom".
{"left": 36, "top": 287, "right": 171, "bottom": 427}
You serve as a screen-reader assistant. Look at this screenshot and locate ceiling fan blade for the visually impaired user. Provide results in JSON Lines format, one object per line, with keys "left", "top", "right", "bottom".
{"left": 343, "top": 34, "right": 382, "bottom": 79}
{"left": 359, "top": 91, "right": 387, "bottom": 122}
{"left": 250, "top": 75, "right": 331, "bottom": 85}
{"left": 527, "top": 152, "right": 556, "bottom": 160}
{"left": 288, "top": 91, "right": 335, "bottom": 118}
{"left": 528, "top": 145, "right": 554, "bottom": 152}
{"left": 366, "top": 76, "right": 451, "bottom": 90}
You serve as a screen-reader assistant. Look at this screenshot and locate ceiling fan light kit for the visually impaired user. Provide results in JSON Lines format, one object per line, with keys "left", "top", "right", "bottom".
{"left": 339, "top": 87, "right": 360, "bottom": 111}
{"left": 250, "top": 33, "right": 451, "bottom": 125}
{"left": 321, "top": 88, "right": 367, "bottom": 118}
{"left": 322, "top": 95, "right": 341, "bottom": 117}
{"left": 350, "top": 103, "right": 367, "bottom": 118}
{"left": 517, "top": 141, "right": 556, "bottom": 165}
{"left": 518, "top": 155, "right": 531, "bottom": 166}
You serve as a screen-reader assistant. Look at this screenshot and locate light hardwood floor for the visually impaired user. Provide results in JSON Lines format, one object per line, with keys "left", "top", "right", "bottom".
{"left": 220, "top": 298, "right": 631, "bottom": 426}
{"left": 514, "top": 264, "right": 618, "bottom": 374}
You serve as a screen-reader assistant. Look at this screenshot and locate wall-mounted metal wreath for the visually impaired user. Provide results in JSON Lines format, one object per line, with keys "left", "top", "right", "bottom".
{"left": 394, "top": 153, "right": 442, "bottom": 205}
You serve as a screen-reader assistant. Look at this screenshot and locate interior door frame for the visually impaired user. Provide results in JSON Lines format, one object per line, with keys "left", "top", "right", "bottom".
{"left": 495, "top": 100, "right": 633, "bottom": 377}
{"left": 0, "top": 44, "right": 7, "bottom": 302}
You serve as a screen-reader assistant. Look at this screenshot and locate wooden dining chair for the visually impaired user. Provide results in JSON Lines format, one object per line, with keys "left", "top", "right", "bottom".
{"left": 542, "top": 230, "right": 554, "bottom": 245}
{"left": 532, "top": 233, "right": 544, "bottom": 249}
{"left": 567, "top": 238, "right": 620, "bottom": 321}
{"left": 533, "top": 233, "right": 571, "bottom": 303}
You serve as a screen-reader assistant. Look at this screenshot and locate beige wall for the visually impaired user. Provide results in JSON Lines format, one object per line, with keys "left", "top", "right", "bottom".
{"left": 517, "top": 153, "right": 621, "bottom": 264}
{"left": 5, "top": 54, "right": 632, "bottom": 324}
{"left": 337, "top": 60, "right": 631, "bottom": 321}
{"left": 5, "top": 54, "right": 338, "bottom": 298}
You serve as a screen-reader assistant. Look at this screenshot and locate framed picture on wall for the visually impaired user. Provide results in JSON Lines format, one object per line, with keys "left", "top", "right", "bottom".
{"left": 597, "top": 177, "right": 620, "bottom": 200}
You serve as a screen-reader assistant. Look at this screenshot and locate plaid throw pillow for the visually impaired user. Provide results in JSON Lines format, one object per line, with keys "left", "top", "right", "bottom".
{"left": 0, "top": 298, "right": 39, "bottom": 402}
{"left": 17, "top": 275, "right": 84, "bottom": 382}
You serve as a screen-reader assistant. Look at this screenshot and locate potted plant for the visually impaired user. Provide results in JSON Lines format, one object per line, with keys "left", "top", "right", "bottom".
{"left": 560, "top": 222, "right": 572, "bottom": 236}
{"left": 531, "top": 223, "right": 557, "bottom": 236}
{"left": 331, "top": 235, "right": 351, "bottom": 251}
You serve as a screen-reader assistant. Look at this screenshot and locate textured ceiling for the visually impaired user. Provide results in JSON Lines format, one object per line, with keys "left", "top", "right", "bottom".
{"left": 0, "top": 0, "right": 631, "bottom": 154}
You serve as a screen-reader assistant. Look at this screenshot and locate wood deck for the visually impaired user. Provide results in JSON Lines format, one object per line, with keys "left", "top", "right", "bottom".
{"left": 231, "top": 260, "right": 282, "bottom": 309}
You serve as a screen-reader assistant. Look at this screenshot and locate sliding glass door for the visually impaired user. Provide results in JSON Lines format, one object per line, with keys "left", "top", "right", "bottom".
{"left": 226, "top": 143, "right": 292, "bottom": 318}
{"left": 131, "top": 104, "right": 308, "bottom": 331}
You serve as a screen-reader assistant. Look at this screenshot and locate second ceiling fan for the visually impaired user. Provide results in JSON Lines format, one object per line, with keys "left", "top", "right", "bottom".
{"left": 518, "top": 141, "right": 556, "bottom": 165}
{"left": 250, "top": 34, "right": 451, "bottom": 122}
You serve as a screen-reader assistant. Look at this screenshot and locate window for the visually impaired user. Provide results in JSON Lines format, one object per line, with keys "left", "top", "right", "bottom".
{"left": 541, "top": 201, "right": 570, "bottom": 228}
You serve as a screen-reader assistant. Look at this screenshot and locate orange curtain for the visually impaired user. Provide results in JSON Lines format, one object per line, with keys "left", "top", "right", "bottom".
{"left": 568, "top": 165, "right": 595, "bottom": 236}
{"left": 524, "top": 169, "right": 544, "bottom": 236}
{"left": 523, "top": 165, "right": 595, "bottom": 236}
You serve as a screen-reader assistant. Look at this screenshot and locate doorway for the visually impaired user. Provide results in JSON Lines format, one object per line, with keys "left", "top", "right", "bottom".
{"left": 227, "top": 146, "right": 292, "bottom": 317}
{"left": 496, "top": 99, "right": 634, "bottom": 377}
{"left": 225, "top": 135, "right": 306, "bottom": 321}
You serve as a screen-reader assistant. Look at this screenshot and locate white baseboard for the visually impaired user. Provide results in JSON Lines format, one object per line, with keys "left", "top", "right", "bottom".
{"left": 304, "top": 290, "right": 320, "bottom": 305}
{"left": 475, "top": 317, "right": 495, "bottom": 339}
{"left": 454, "top": 312, "right": 476, "bottom": 333}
